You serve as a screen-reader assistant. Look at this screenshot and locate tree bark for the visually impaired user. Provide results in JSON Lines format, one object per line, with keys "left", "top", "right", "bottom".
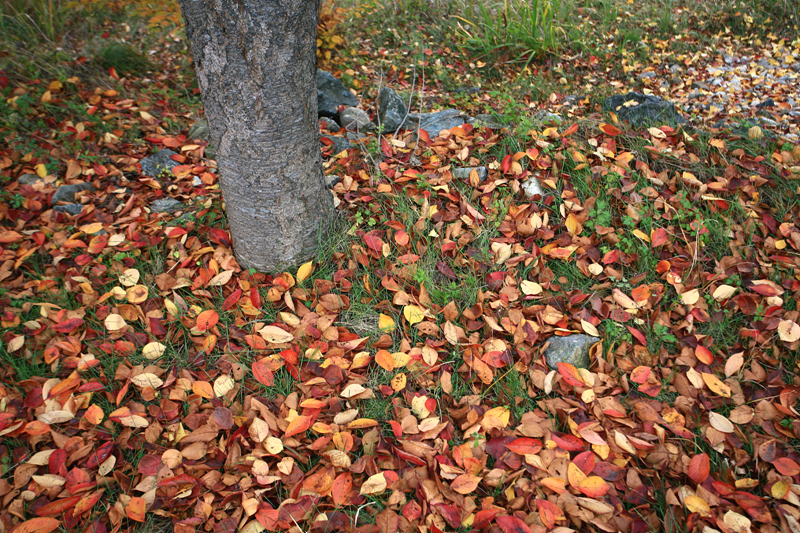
{"left": 178, "top": 0, "right": 334, "bottom": 272}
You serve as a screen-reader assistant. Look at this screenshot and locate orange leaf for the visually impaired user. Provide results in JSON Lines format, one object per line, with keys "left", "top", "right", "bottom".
{"left": 599, "top": 123, "right": 622, "bottom": 136}
{"left": 332, "top": 472, "right": 353, "bottom": 507}
{"left": 284, "top": 415, "right": 313, "bottom": 438}
{"left": 688, "top": 453, "right": 710, "bottom": 484}
{"left": 125, "top": 496, "right": 146, "bottom": 522}
{"left": 695, "top": 346, "right": 714, "bottom": 365}
{"left": 505, "top": 438, "right": 543, "bottom": 455}
{"left": 557, "top": 363, "right": 585, "bottom": 387}
{"left": 375, "top": 350, "right": 394, "bottom": 371}
{"left": 10, "top": 518, "right": 60, "bottom": 533}
{"left": 451, "top": 474, "right": 481, "bottom": 494}
{"left": 252, "top": 359, "right": 275, "bottom": 387}
{"left": 577, "top": 476, "right": 610, "bottom": 497}
{"left": 651, "top": 227, "right": 668, "bottom": 247}
{"left": 196, "top": 310, "right": 219, "bottom": 331}
{"left": 536, "top": 499, "right": 565, "bottom": 529}
{"left": 630, "top": 366, "right": 651, "bottom": 384}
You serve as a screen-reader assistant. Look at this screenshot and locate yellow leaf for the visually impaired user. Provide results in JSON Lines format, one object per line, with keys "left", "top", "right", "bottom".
{"left": 213, "top": 375, "right": 235, "bottom": 398}
{"left": 391, "top": 373, "right": 407, "bottom": 392}
{"left": 360, "top": 472, "right": 387, "bottom": 495}
{"left": 142, "top": 342, "right": 166, "bottom": 360}
{"left": 684, "top": 495, "right": 711, "bottom": 517}
{"left": 126, "top": 284, "right": 149, "bottom": 304}
{"left": 778, "top": 320, "right": 800, "bottom": 342}
{"left": 581, "top": 319, "right": 600, "bottom": 337}
{"left": 632, "top": 229, "right": 650, "bottom": 242}
{"left": 520, "top": 280, "right": 542, "bottom": 295}
{"left": 104, "top": 313, "right": 127, "bottom": 331}
{"left": 680, "top": 289, "right": 700, "bottom": 305}
{"left": 35, "top": 163, "right": 48, "bottom": 178}
{"left": 712, "top": 284, "right": 737, "bottom": 301}
{"left": 296, "top": 260, "right": 314, "bottom": 283}
{"left": 403, "top": 305, "right": 425, "bottom": 325}
{"left": 378, "top": 314, "right": 395, "bottom": 332}
{"left": 702, "top": 373, "right": 732, "bottom": 398}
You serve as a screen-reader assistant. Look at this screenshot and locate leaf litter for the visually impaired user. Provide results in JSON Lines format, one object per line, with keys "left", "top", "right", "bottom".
{"left": 1, "top": 2, "right": 800, "bottom": 533}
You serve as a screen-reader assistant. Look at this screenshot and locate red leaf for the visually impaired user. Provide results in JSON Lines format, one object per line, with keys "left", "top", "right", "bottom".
{"left": 52, "top": 318, "right": 84, "bottom": 334}
{"left": 688, "top": 453, "right": 710, "bottom": 484}
{"left": 695, "top": 346, "right": 714, "bottom": 365}
{"left": 496, "top": 515, "right": 532, "bottom": 533}
{"left": 221, "top": 288, "right": 242, "bottom": 311}
{"left": 505, "top": 438, "right": 543, "bottom": 455}
{"left": 35, "top": 495, "right": 82, "bottom": 516}
{"left": 84, "top": 441, "right": 114, "bottom": 470}
{"left": 626, "top": 326, "right": 648, "bottom": 346}
{"left": 501, "top": 154, "right": 513, "bottom": 174}
{"left": 473, "top": 509, "right": 500, "bottom": 529}
{"left": 651, "top": 227, "right": 668, "bottom": 247}
{"left": 600, "top": 123, "right": 622, "bottom": 136}
{"left": 774, "top": 457, "right": 800, "bottom": 476}
{"left": 363, "top": 233, "right": 384, "bottom": 252}
{"left": 252, "top": 359, "right": 275, "bottom": 387}
{"left": 208, "top": 228, "right": 231, "bottom": 246}
{"left": 551, "top": 432, "right": 585, "bottom": 452}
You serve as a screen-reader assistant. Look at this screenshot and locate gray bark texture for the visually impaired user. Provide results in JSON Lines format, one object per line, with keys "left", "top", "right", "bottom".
{"left": 178, "top": 0, "right": 334, "bottom": 272}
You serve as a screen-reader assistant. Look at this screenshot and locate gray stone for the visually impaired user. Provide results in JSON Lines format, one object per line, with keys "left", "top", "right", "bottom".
{"left": 320, "top": 134, "right": 352, "bottom": 154}
{"left": 18, "top": 174, "right": 43, "bottom": 186}
{"left": 317, "top": 69, "right": 358, "bottom": 118}
{"left": 757, "top": 98, "right": 776, "bottom": 108}
{"left": 378, "top": 87, "right": 408, "bottom": 133}
{"left": 325, "top": 175, "right": 342, "bottom": 189}
{"left": 522, "top": 177, "right": 544, "bottom": 199}
{"left": 192, "top": 176, "right": 203, "bottom": 187}
{"left": 723, "top": 53, "right": 735, "bottom": 65}
{"left": 205, "top": 144, "right": 216, "bottom": 160}
{"left": 321, "top": 117, "right": 341, "bottom": 132}
{"left": 452, "top": 86, "right": 480, "bottom": 95}
{"left": 340, "top": 107, "right": 374, "bottom": 132}
{"left": 691, "top": 81, "right": 710, "bottom": 91}
{"left": 140, "top": 149, "right": 180, "bottom": 177}
{"left": 52, "top": 182, "right": 94, "bottom": 204}
{"left": 603, "top": 92, "right": 686, "bottom": 128}
{"left": 345, "top": 132, "right": 369, "bottom": 142}
{"left": 467, "top": 114, "right": 507, "bottom": 129}
{"left": 452, "top": 166, "right": 488, "bottom": 181}
{"left": 53, "top": 204, "right": 84, "bottom": 216}
{"left": 408, "top": 109, "right": 467, "bottom": 135}
{"left": 533, "top": 111, "right": 563, "bottom": 124}
{"left": 187, "top": 119, "right": 211, "bottom": 140}
{"left": 150, "top": 198, "right": 185, "bottom": 213}
{"left": 544, "top": 334, "right": 598, "bottom": 370}
{"left": 638, "top": 71, "right": 657, "bottom": 80}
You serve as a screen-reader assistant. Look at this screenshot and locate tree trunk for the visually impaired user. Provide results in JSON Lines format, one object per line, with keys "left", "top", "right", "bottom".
{"left": 177, "top": 0, "right": 334, "bottom": 272}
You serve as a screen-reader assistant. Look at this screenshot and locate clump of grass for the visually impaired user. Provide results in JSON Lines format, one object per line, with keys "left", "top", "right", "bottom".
{"left": 95, "top": 41, "right": 153, "bottom": 75}
{"left": 453, "top": 0, "right": 571, "bottom": 67}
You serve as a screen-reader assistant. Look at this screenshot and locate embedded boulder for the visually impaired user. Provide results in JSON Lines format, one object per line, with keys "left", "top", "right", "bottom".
{"left": 317, "top": 69, "right": 358, "bottom": 118}
{"left": 603, "top": 92, "right": 685, "bottom": 128}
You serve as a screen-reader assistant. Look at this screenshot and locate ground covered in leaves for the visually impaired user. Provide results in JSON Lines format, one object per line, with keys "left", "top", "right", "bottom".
{"left": 1, "top": 1, "right": 800, "bottom": 533}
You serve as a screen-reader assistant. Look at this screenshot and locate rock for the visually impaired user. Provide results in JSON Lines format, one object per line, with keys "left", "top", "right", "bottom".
{"left": 140, "top": 149, "right": 180, "bottom": 177}
{"left": 757, "top": 98, "right": 776, "bottom": 108}
{"left": 467, "top": 114, "right": 507, "bottom": 129}
{"left": 188, "top": 119, "right": 211, "bottom": 140}
{"left": 544, "top": 334, "right": 598, "bottom": 370}
{"left": 52, "top": 182, "right": 94, "bottom": 204}
{"left": 18, "top": 174, "right": 43, "bottom": 186}
{"left": 378, "top": 87, "right": 408, "bottom": 133}
{"left": 691, "top": 81, "right": 710, "bottom": 91}
{"left": 321, "top": 117, "right": 341, "bottom": 132}
{"left": 637, "top": 71, "right": 657, "bottom": 80}
{"left": 452, "top": 86, "right": 480, "bottom": 95}
{"left": 150, "top": 198, "right": 185, "bottom": 213}
{"left": 603, "top": 92, "right": 685, "bottom": 128}
{"left": 533, "top": 111, "right": 563, "bottom": 124}
{"left": 340, "top": 107, "right": 374, "bottom": 132}
{"left": 205, "top": 144, "right": 216, "bottom": 160}
{"left": 408, "top": 109, "right": 467, "bottom": 136}
{"left": 53, "top": 204, "right": 84, "bottom": 216}
{"left": 345, "top": 132, "right": 368, "bottom": 142}
{"left": 317, "top": 69, "right": 358, "bottom": 118}
{"left": 522, "top": 177, "right": 544, "bottom": 199}
{"left": 192, "top": 176, "right": 203, "bottom": 187}
{"left": 320, "top": 134, "right": 352, "bottom": 154}
{"left": 723, "top": 53, "right": 735, "bottom": 65}
{"left": 324, "top": 175, "right": 342, "bottom": 189}
{"left": 451, "top": 167, "right": 488, "bottom": 181}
